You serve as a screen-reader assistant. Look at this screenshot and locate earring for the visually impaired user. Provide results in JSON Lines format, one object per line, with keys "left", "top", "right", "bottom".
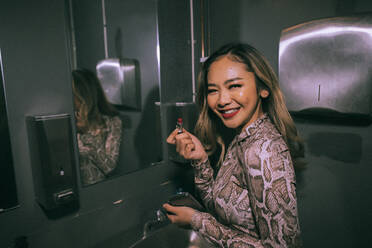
{"left": 260, "top": 90, "right": 269, "bottom": 98}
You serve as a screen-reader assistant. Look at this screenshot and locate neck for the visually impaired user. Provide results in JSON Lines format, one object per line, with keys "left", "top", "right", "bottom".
{"left": 237, "top": 100, "right": 264, "bottom": 133}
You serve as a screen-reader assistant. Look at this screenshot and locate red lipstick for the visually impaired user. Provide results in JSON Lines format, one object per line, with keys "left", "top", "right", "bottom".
{"left": 221, "top": 108, "right": 240, "bottom": 119}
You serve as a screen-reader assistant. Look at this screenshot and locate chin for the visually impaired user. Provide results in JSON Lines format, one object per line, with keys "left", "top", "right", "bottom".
{"left": 221, "top": 120, "right": 241, "bottom": 129}
{"left": 215, "top": 113, "right": 243, "bottom": 129}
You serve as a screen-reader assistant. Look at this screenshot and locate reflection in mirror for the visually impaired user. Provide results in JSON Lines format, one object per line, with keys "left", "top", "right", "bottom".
{"left": 96, "top": 57, "right": 141, "bottom": 110}
{"left": 72, "top": 69, "right": 122, "bottom": 186}
{"left": 0, "top": 50, "right": 19, "bottom": 212}
{"left": 68, "top": 0, "right": 162, "bottom": 186}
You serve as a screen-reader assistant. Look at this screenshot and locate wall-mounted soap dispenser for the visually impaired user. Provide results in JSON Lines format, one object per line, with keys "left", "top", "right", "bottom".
{"left": 26, "top": 113, "right": 79, "bottom": 218}
{"left": 279, "top": 13, "right": 372, "bottom": 121}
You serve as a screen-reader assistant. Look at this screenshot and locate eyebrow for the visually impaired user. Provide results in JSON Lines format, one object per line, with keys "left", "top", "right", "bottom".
{"left": 208, "top": 77, "right": 243, "bottom": 86}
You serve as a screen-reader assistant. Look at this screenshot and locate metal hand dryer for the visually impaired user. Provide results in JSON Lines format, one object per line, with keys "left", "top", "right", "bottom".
{"left": 279, "top": 13, "right": 372, "bottom": 119}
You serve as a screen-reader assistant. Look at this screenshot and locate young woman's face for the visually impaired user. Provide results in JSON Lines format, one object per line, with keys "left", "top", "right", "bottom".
{"left": 207, "top": 56, "right": 268, "bottom": 130}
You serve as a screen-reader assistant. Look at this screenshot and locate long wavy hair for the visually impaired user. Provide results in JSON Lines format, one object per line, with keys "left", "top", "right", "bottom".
{"left": 194, "top": 43, "right": 304, "bottom": 168}
{"left": 72, "top": 68, "right": 118, "bottom": 132}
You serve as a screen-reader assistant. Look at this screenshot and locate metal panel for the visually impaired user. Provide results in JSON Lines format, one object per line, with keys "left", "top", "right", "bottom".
{"left": 279, "top": 13, "right": 372, "bottom": 117}
{"left": 96, "top": 58, "right": 141, "bottom": 109}
{"left": 0, "top": 49, "right": 19, "bottom": 213}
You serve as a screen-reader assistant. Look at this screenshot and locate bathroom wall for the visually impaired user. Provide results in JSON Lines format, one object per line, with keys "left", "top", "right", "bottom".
{"left": 209, "top": 0, "right": 372, "bottom": 247}
{"left": 0, "top": 0, "right": 191, "bottom": 247}
{"left": 158, "top": 0, "right": 193, "bottom": 103}
{"left": 0, "top": 0, "right": 76, "bottom": 246}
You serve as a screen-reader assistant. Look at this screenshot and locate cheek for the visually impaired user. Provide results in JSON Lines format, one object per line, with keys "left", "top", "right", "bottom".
{"left": 207, "top": 95, "right": 215, "bottom": 108}
{"left": 207, "top": 95, "right": 221, "bottom": 115}
{"left": 232, "top": 89, "right": 247, "bottom": 100}
{"left": 237, "top": 87, "right": 258, "bottom": 100}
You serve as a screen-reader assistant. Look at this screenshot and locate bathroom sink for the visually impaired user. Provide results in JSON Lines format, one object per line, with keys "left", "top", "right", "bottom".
{"left": 129, "top": 224, "right": 214, "bottom": 248}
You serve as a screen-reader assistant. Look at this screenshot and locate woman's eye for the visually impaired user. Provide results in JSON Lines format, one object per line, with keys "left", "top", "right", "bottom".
{"left": 207, "top": 88, "right": 217, "bottom": 94}
{"left": 229, "top": 84, "right": 242, "bottom": 89}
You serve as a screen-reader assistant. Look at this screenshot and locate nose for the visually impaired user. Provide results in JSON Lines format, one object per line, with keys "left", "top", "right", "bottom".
{"left": 217, "top": 90, "right": 231, "bottom": 107}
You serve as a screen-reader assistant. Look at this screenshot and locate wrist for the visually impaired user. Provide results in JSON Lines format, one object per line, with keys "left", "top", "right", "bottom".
{"left": 194, "top": 157, "right": 208, "bottom": 164}
{"left": 191, "top": 155, "right": 208, "bottom": 168}
{"left": 190, "top": 211, "right": 202, "bottom": 230}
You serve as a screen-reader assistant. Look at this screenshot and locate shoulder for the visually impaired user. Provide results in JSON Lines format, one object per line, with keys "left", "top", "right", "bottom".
{"left": 239, "top": 118, "right": 290, "bottom": 169}
{"left": 259, "top": 117, "right": 283, "bottom": 141}
{"left": 242, "top": 118, "right": 287, "bottom": 153}
{"left": 111, "top": 115, "right": 122, "bottom": 125}
{"left": 99, "top": 115, "right": 122, "bottom": 135}
{"left": 103, "top": 115, "right": 122, "bottom": 126}
{"left": 239, "top": 119, "right": 295, "bottom": 183}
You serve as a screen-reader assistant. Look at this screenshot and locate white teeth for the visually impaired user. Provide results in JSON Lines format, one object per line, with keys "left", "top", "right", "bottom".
{"left": 222, "top": 109, "right": 238, "bottom": 114}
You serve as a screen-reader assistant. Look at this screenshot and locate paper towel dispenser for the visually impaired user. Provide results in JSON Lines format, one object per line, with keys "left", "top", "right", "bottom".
{"left": 279, "top": 13, "right": 372, "bottom": 120}
{"left": 96, "top": 58, "right": 141, "bottom": 110}
{"left": 26, "top": 113, "right": 79, "bottom": 218}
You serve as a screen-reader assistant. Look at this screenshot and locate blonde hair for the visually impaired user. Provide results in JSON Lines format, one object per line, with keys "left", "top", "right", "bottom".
{"left": 194, "top": 43, "right": 304, "bottom": 168}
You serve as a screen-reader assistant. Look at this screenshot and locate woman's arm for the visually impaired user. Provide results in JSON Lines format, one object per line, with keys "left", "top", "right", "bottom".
{"left": 241, "top": 137, "right": 302, "bottom": 248}
{"left": 192, "top": 210, "right": 265, "bottom": 248}
{"left": 89, "top": 116, "right": 122, "bottom": 175}
{"left": 192, "top": 158, "right": 215, "bottom": 211}
{"left": 166, "top": 128, "right": 215, "bottom": 209}
{"left": 163, "top": 204, "right": 264, "bottom": 248}
{"left": 165, "top": 130, "right": 265, "bottom": 247}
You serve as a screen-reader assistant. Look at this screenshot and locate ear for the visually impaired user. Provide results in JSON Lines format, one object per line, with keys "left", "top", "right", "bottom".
{"left": 260, "top": 89, "right": 269, "bottom": 98}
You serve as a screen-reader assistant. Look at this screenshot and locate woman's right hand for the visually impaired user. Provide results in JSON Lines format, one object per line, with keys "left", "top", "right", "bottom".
{"left": 166, "top": 129, "right": 208, "bottom": 162}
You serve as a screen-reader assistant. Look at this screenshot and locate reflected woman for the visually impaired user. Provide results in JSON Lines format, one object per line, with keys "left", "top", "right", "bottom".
{"left": 72, "top": 68, "right": 122, "bottom": 186}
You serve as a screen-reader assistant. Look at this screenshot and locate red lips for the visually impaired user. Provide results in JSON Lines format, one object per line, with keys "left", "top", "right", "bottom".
{"left": 220, "top": 108, "right": 240, "bottom": 119}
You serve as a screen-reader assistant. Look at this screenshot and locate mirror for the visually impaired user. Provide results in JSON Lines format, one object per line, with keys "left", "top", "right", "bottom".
{"left": 68, "top": 0, "right": 162, "bottom": 186}
{"left": 0, "top": 49, "right": 19, "bottom": 211}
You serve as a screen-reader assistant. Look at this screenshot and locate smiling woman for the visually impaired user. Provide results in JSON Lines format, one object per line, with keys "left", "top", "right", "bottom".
{"left": 166, "top": 43, "right": 305, "bottom": 247}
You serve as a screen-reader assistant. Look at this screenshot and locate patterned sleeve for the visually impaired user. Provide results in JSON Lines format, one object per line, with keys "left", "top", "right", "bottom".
{"left": 191, "top": 211, "right": 263, "bottom": 248}
{"left": 191, "top": 158, "right": 216, "bottom": 211}
{"left": 90, "top": 116, "right": 122, "bottom": 175}
{"left": 242, "top": 137, "right": 302, "bottom": 247}
{"left": 77, "top": 133, "right": 93, "bottom": 156}
{"left": 191, "top": 159, "right": 264, "bottom": 248}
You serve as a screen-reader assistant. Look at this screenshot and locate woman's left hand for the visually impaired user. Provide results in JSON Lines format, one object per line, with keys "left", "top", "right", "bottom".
{"left": 162, "top": 203, "right": 196, "bottom": 227}
{"left": 166, "top": 129, "right": 208, "bottom": 162}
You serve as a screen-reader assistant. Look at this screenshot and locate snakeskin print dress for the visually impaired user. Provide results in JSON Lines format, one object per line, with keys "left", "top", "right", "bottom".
{"left": 190, "top": 114, "right": 301, "bottom": 247}
{"left": 77, "top": 115, "right": 122, "bottom": 186}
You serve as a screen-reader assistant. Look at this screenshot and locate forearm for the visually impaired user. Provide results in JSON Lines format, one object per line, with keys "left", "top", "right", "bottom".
{"left": 94, "top": 119, "right": 122, "bottom": 174}
{"left": 191, "top": 211, "right": 264, "bottom": 248}
{"left": 78, "top": 135, "right": 121, "bottom": 175}
{"left": 91, "top": 147, "right": 119, "bottom": 174}
{"left": 191, "top": 158, "right": 215, "bottom": 210}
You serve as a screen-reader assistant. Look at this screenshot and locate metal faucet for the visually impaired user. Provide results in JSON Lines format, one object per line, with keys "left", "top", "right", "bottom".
{"left": 143, "top": 208, "right": 169, "bottom": 238}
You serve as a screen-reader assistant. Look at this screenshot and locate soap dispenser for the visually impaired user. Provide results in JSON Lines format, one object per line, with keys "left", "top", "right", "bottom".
{"left": 26, "top": 113, "right": 79, "bottom": 218}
